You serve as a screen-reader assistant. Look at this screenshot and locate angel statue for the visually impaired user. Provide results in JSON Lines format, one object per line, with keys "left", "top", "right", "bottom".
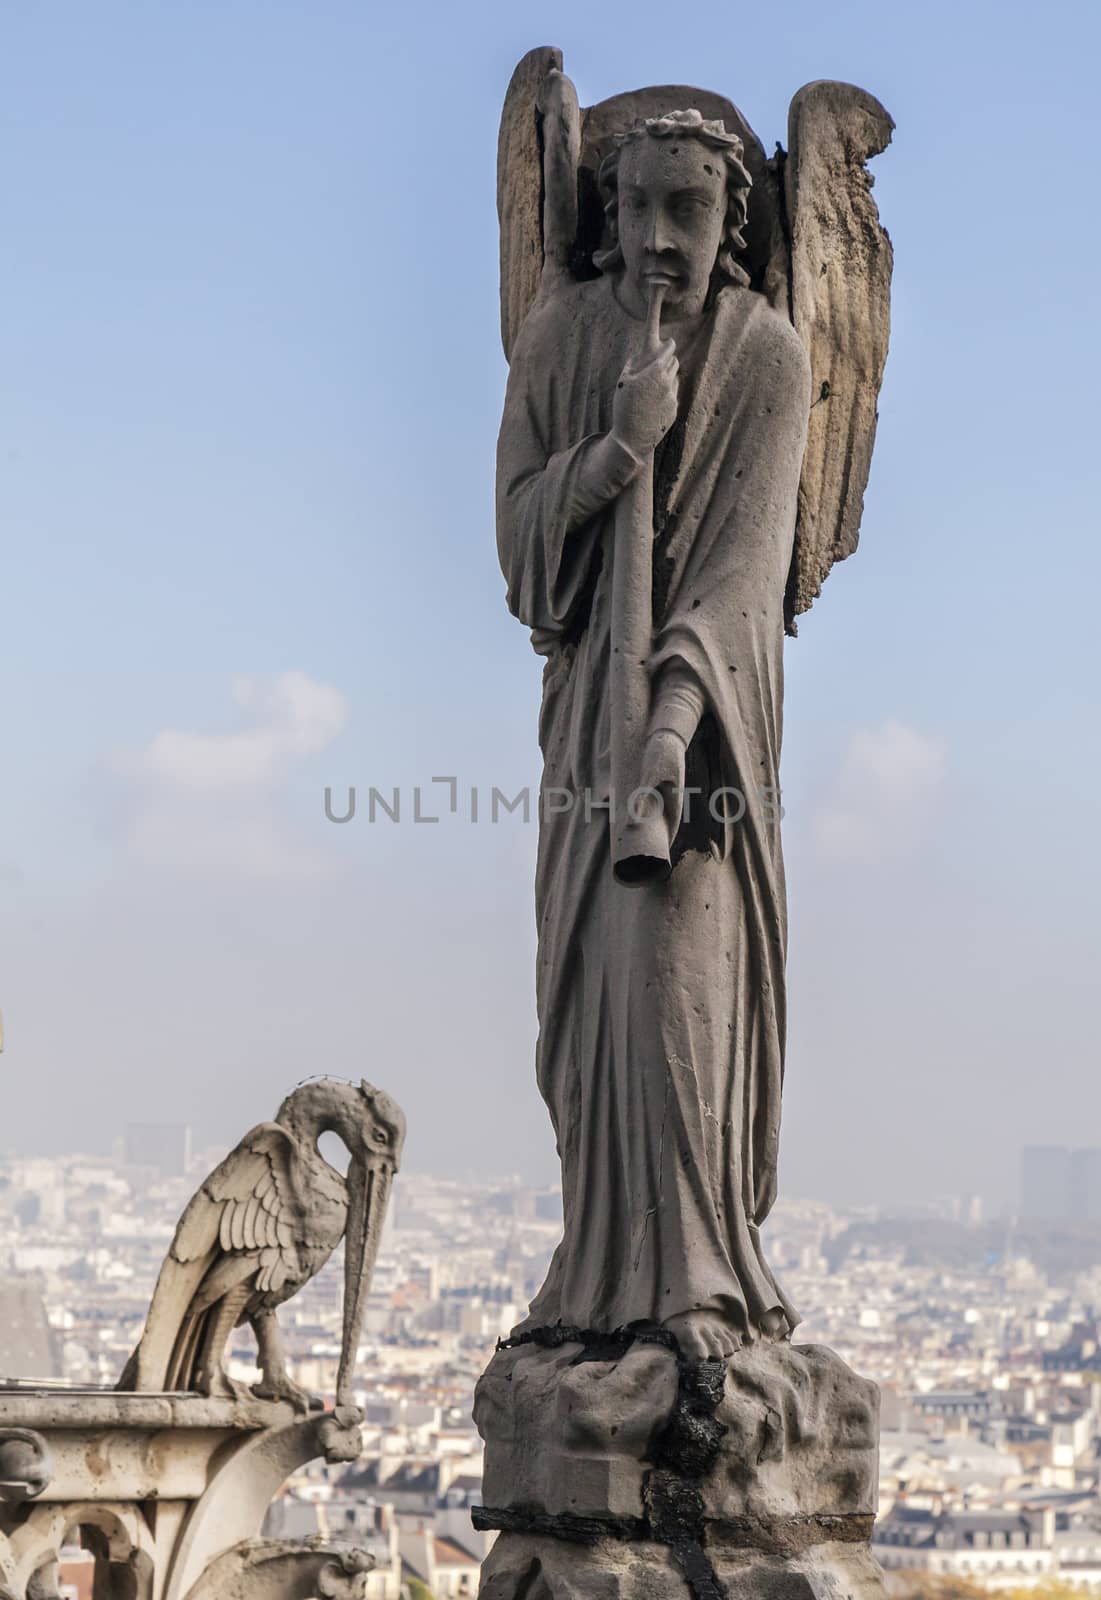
{"left": 495, "top": 52, "right": 892, "bottom": 1361}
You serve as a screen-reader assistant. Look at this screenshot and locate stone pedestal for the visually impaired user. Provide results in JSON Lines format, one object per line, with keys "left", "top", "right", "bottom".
{"left": 473, "top": 1335, "right": 888, "bottom": 1599}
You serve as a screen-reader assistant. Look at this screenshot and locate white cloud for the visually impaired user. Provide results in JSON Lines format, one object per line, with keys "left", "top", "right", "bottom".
{"left": 814, "top": 718, "right": 946, "bottom": 865}
{"left": 118, "top": 672, "right": 347, "bottom": 879}
{"left": 137, "top": 672, "right": 347, "bottom": 789}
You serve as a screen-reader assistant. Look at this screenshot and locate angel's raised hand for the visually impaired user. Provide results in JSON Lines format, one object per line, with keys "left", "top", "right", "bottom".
{"left": 611, "top": 344, "right": 679, "bottom": 460}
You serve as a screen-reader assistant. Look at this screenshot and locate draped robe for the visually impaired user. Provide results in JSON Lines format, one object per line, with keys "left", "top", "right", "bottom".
{"left": 497, "top": 274, "right": 810, "bottom": 1342}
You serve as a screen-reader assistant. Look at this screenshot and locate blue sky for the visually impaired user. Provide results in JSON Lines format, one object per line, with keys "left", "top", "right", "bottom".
{"left": 1, "top": 0, "right": 1099, "bottom": 1209}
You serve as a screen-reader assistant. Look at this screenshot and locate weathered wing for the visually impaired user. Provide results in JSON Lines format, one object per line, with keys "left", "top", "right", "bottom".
{"left": 119, "top": 1122, "right": 302, "bottom": 1391}
{"left": 199, "top": 1123, "right": 303, "bottom": 1295}
{"left": 784, "top": 80, "right": 894, "bottom": 632}
{"left": 498, "top": 45, "right": 564, "bottom": 361}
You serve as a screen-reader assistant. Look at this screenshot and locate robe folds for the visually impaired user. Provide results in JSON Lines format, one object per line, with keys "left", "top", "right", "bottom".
{"left": 497, "top": 274, "right": 811, "bottom": 1342}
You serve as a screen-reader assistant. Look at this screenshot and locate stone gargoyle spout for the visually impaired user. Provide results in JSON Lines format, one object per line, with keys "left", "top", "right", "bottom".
{"left": 182, "top": 1537, "right": 375, "bottom": 1600}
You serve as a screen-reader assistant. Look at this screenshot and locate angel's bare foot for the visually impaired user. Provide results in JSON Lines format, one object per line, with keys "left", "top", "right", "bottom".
{"left": 252, "top": 1372, "right": 320, "bottom": 1414}
{"left": 664, "top": 1305, "right": 791, "bottom": 1359}
{"left": 758, "top": 1307, "right": 790, "bottom": 1340}
{"left": 663, "top": 1309, "right": 743, "bottom": 1361}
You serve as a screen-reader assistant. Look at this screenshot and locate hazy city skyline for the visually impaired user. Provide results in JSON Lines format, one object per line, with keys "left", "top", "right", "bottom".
{"left": 9, "top": 1152, "right": 1101, "bottom": 1592}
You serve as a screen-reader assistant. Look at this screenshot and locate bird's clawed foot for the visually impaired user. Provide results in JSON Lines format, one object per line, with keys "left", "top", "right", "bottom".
{"left": 252, "top": 1372, "right": 322, "bottom": 1413}
{"left": 200, "top": 1369, "right": 255, "bottom": 1405}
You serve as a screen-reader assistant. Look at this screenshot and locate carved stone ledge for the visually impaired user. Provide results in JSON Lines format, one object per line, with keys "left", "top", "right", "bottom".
{"left": 0, "top": 1392, "right": 298, "bottom": 1505}
{"left": 0, "top": 1393, "right": 294, "bottom": 1433}
{"left": 0, "top": 1397, "right": 365, "bottom": 1600}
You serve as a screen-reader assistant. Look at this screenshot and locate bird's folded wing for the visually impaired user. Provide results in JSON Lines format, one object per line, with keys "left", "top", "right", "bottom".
{"left": 169, "top": 1122, "right": 295, "bottom": 1263}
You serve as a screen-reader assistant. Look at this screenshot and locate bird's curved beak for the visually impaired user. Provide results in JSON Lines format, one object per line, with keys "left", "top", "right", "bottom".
{"left": 336, "top": 1149, "right": 396, "bottom": 1411}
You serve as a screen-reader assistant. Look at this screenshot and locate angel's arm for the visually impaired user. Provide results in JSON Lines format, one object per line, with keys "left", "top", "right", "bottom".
{"left": 496, "top": 335, "right": 641, "bottom": 635}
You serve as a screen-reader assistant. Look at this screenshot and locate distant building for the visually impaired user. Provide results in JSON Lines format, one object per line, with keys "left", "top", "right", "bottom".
{"left": 1070, "top": 1148, "right": 1101, "bottom": 1222}
{"left": 1042, "top": 1322, "right": 1099, "bottom": 1372}
{"left": 0, "top": 1278, "right": 62, "bottom": 1380}
{"left": 487, "top": 1188, "right": 536, "bottom": 1222}
{"left": 123, "top": 1123, "right": 192, "bottom": 1177}
{"left": 400, "top": 1528, "right": 480, "bottom": 1598}
{"left": 874, "top": 1505, "right": 1055, "bottom": 1584}
{"left": 58, "top": 1546, "right": 94, "bottom": 1600}
{"left": 1021, "top": 1146, "right": 1074, "bottom": 1220}
{"left": 912, "top": 1389, "right": 997, "bottom": 1427}
{"left": 1019, "top": 1145, "right": 1101, "bottom": 1221}
{"left": 535, "top": 1189, "right": 563, "bottom": 1223}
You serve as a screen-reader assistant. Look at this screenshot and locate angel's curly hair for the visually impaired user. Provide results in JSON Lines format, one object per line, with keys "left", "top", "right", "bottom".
{"left": 594, "top": 109, "right": 753, "bottom": 288}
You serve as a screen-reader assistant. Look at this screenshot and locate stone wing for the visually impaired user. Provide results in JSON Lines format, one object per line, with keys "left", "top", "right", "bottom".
{"left": 187, "top": 1123, "right": 302, "bottom": 1295}
{"left": 119, "top": 1123, "right": 304, "bottom": 1391}
{"left": 497, "top": 46, "right": 583, "bottom": 361}
{"left": 783, "top": 80, "right": 894, "bottom": 632}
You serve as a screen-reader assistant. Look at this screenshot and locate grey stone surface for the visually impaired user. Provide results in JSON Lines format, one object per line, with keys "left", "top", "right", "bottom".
{"left": 785, "top": 80, "right": 894, "bottom": 625}
{"left": 494, "top": 45, "right": 892, "bottom": 1367}
{"left": 0, "top": 1402, "right": 368, "bottom": 1599}
{"left": 481, "top": 46, "right": 893, "bottom": 1597}
{"left": 479, "top": 1535, "right": 686, "bottom": 1600}
{"left": 476, "top": 1341, "right": 678, "bottom": 1521}
{"left": 498, "top": 46, "right": 563, "bottom": 361}
{"left": 0, "top": 1431, "right": 51, "bottom": 1505}
{"left": 704, "top": 1341, "right": 879, "bottom": 1524}
{"left": 708, "top": 1542, "right": 888, "bottom": 1599}
{"left": 480, "top": 1535, "right": 886, "bottom": 1600}
{"left": 180, "top": 1536, "right": 373, "bottom": 1600}
{"left": 0, "top": 1078, "right": 405, "bottom": 1597}
{"left": 0, "top": 1392, "right": 294, "bottom": 1432}
{"left": 119, "top": 1078, "right": 404, "bottom": 1410}
{"left": 498, "top": 96, "right": 809, "bottom": 1364}
{"left": 475, "top": 1338, "right": 878, "bottom": 1529}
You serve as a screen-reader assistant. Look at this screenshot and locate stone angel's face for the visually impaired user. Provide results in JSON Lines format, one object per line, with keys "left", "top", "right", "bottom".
{"left": 616, "top": 135, "right": 728, "bottom": 316}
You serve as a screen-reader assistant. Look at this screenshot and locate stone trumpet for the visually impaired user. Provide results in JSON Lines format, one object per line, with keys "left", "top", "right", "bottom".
{"left": 610, "top": 279, "right": 673, "bottom": 886}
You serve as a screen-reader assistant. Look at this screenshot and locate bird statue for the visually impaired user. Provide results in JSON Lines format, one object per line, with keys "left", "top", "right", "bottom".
{"left": 118, "top": 1078, "right": 406, "bottom": 1411}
